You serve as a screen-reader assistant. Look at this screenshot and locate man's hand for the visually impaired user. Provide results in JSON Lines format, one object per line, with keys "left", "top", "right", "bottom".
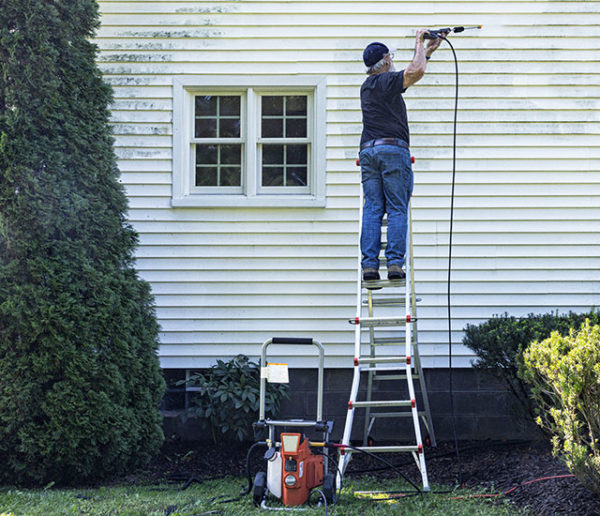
{"left": 415, "top": 28, "right": 429, "bottom": 43}
{"left": 425, "top": 36, "right": 443, "bottom": 57}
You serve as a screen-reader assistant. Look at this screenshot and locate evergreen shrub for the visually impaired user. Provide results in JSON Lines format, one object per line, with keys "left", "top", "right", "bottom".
{"left": 181, "top": 355, "right": 289, "bottom": 442}
{"left": 462, "top": 310, "right": 600, "bottom": 423}
{"left": 0, "top": 0, "right": 165, "bottom": 485}
{"left": 522, "top": 320, "right": 600, "bottom": 494}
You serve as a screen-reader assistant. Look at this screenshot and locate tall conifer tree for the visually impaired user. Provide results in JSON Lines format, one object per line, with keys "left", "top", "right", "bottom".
{"left": 0, "top": 0, "right": 165, "bottom": 485}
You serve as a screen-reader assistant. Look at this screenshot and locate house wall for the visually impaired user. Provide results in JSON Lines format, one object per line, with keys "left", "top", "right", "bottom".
{"left": 95, "top": 1, "right": 600, "bottom": 370}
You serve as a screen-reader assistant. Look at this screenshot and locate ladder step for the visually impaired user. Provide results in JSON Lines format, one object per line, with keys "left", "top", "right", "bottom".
{"left": 363, "top": 298, "right": 405, "bottom": 306}
{"left": 369, "top": 411, "right": 428, "bottom": 419}
{"left": 350, "top": 399, "right": 413, "bottom": 409}
{"left": 356, "top": 356, "right": 407, "bottom": 365}
{"left": 361, "top": 366, "right": 406, "bottom": 373}
{"left": 373, "top": 337, "right": 404, "bottom": 345}
{"left": 362, "top": 279, "right": 405, "bottom": 289}
{"left": 350, "top": 445, "right": 420, "bottom": 453}
{"left": 351, "top": 316, "right": 408, "bottom": 327}
{"left": 372, "top": 373, "right": 421, "bottom": 381}
{"left": 372, "top": 374, "right": 407, "bottom": 381}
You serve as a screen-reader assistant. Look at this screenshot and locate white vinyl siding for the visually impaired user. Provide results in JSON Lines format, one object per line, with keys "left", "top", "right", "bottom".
{"left": 96, "top": 1, "right": 600, "bottom": 368}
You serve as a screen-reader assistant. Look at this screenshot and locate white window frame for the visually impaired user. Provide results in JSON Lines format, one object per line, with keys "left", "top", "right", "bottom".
{"left": 173, "top": 76, "right": 327, "bottom": 208}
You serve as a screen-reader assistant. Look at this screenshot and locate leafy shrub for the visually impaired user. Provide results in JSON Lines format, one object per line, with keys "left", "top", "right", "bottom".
{"left": 0, "top": 0, "right": 164, "bottom": 486}
{"left": 181, "top": 355, "right": 289, "bottom": 442}
{"left": 462, "top": 310, "right": 600, "bottom": 423}
{"left": 521, "top": 320, "right": 600, "bottom": 494}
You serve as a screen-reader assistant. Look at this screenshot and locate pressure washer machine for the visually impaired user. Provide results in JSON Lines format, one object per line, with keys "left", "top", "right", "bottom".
{"left": 252, "top": 337, "right": 336, "bottom": 509}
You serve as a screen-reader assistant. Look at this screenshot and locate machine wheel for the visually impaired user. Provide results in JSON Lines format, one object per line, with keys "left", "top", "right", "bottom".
{"left": 322, "top": 473, "right": 336, "bottom": 504}
{"left": 253, "top": 471, "right": 267, "bottom": 506}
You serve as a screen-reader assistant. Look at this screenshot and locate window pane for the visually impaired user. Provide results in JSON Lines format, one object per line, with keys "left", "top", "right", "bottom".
{"left": 221, "top": 166, "right": 241, "bottom": 186}
{"left": 220, "top": 96, "right": 240, "bottom": 116}
{"left": 195, "top": 118, "right": 216, "bottom": 138}
{"left": 196, "top": 166, "right": 218, "bottom": 186}
{"left": 262, "top": 118, "right": 283, "bottom": 138}
{"left": 195, "top": 96, "right": 217, "bottom": 116}
{"left": 263, "top": 145, "right": 283, "bottom": 165}
{"left": 262, "top": 96, "right": 283, "bottom": 116}
{"left": 220, "top": 118, "right": 241, "bottom": 138}
{"left": 195, "top": 145, "right": 242, "bottom": 187}
{"left": 286, "top": 118, "right": 306, "bottom": 138}
{"left": 287, "top": 144, "right": 307, "bottom": 165}
{"left": 221, "top": 144, "right": 241, "bottom": 165}
{"left": 286, "top": 96, "right": 307, "bottom": 116}
{"left": 288, "top": 167, "right": 307, "bottom": 186}
{"left": 262, "top": 166, "right": 284, "bottom": 186}
{"left": 196, "top": 144, "right": 218, "bottom": 165}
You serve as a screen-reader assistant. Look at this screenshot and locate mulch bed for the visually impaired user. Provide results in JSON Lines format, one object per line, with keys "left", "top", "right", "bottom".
{"left": 145, "top": 438, "right": 600, "bottom": 515}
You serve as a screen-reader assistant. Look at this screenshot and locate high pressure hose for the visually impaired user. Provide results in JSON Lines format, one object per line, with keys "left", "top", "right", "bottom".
{"left": 438, "top": 33, "right": 463, "bottom": 486}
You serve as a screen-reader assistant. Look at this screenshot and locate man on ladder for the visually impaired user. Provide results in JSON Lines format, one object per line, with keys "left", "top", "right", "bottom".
{"left": 359, "top": 30, "right": 444, "bottom": 282}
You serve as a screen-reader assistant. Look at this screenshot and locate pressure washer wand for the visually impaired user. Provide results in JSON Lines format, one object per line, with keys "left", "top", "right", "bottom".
{"left": 424, "top": 25, "right": 482, "bottom": 39}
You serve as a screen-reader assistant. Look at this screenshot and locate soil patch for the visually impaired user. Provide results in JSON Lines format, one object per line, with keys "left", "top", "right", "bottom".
{"left": 144, "top": 439, "right": 600, "bottom": 515}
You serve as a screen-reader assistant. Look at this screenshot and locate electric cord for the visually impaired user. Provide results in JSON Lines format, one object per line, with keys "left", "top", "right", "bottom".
{"left": 311, "top": 447, "right": 343, "bottom": 505}
{"left": 439, "top": 33, "right": 463, "bottom": 487}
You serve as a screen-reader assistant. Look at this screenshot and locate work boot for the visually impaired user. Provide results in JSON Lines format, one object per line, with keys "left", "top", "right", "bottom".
{"left": 387, "top": 265, "right": 406, "bottom": 280}
{"left": 362, "top": 268, "right": 380, "bottom": 281}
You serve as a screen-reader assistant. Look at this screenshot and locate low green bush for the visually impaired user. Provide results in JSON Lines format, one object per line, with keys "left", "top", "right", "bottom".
{"left": 521, "top": 320, "right": 600, "bottom": 494}
{"left": 462, "top": 310, "right": 600, "bottom": 423}
{"left": 180, "top": 355, "right": 289, "bottom": 442}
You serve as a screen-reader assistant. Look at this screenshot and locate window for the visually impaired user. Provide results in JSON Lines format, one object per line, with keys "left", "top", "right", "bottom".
{"left": 173, "top": 76, "right": 327, "bottom": 207}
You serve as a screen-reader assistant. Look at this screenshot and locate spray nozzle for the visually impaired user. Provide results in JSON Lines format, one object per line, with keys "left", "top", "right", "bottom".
{"left": 424, "top": 25, "right": 482, "bottom": 39}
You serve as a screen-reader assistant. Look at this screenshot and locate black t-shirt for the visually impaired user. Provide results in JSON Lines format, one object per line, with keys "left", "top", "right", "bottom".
{"left": 360, "top": 70, "right": 409, "bottom": 146}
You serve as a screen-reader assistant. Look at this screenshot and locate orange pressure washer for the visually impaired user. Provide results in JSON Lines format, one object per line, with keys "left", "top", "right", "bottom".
{"left": 252, "top": 337, "right": 335, "bottom": 509}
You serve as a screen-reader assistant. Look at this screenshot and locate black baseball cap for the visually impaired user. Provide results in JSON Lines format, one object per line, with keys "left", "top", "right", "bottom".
{"left": 363, "top": 42, "right": 389, "bottom": 67}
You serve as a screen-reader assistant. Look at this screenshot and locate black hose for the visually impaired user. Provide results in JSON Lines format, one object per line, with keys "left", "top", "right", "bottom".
{"left": 341, "top": 443, "right": 421, "bottom": 494}
{"left": 439, "top": 33, "right": 463, "bottom": 487}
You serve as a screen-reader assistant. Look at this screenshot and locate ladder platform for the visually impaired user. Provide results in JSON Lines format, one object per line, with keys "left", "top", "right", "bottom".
{"left": 350, "top": 399, "right": 413, "bottom": 409}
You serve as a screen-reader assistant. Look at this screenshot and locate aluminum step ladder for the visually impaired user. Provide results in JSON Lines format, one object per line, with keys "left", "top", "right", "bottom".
{"left": 338, "top": 187, "right": 436, "bottom": 491}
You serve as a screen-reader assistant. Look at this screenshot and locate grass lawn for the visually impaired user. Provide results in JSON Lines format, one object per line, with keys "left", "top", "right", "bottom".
{"left": 0, "top": 476, "right": 522, "bottom": 515}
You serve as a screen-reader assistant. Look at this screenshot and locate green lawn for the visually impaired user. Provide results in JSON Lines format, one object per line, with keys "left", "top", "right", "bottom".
{"left": 0, "top": 477, "right": 522, "bottom": 515}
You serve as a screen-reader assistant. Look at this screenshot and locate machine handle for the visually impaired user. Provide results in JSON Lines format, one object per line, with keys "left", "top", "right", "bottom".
{"left": 272, "top": 337, "right": 314, "bottom": 345}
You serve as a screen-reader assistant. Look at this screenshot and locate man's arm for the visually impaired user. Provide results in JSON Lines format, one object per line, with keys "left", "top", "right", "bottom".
{"left": 403, "top": 29, "right": 444, "bottom": 89}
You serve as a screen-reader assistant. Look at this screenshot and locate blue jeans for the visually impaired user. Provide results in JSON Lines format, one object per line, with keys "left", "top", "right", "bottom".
{"left": 359, "top": 145, "right": 414, "bottom": 270}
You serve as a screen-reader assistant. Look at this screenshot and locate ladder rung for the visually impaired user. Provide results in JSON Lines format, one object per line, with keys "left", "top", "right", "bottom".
{"left": 369, "top": 411, "right": 428, "bottom": 418}
{"left": 363, "top": 298, "right": 405, "bottom": 306}
{"left": 372, "top": 374, "right": 406, "bottom": 381}
{"left": 351, "top": 316, "right": 408, "bottom": 327}
{"left": 350, "top": 445, "right": 420, "bottom": 453}
{"left": 350, "top": 399, "right": 413, "bottom": 409}
{"left": 372, "top": 337, "right": 404, "bottom": 345}
{"left": 361, "top": 366, "right": 405, "bottom": 373}
{"left": 373, "top": 374, "right": 420, "bottom": 381}
{"left": 362, "top": 279, "right": 405, "bottom": 289}
{"left": 357, "top": 356, "right": 407, "bottom": 365}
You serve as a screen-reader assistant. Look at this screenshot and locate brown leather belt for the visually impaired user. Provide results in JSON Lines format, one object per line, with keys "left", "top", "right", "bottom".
{"left": 360, "top": 138, "right": 409, "bottom": 151}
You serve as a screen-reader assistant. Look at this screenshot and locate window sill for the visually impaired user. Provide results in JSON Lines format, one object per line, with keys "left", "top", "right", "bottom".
{"left": 171, "top": 195, "right": 326, "bottom": 208}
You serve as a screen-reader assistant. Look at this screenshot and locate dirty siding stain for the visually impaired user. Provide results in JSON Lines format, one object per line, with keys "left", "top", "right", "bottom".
{"left": 175, "top": 5, "right": 240, "bottom": 14}
{"left": 119, "top": 29, "right": 223, "bottom": 39}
